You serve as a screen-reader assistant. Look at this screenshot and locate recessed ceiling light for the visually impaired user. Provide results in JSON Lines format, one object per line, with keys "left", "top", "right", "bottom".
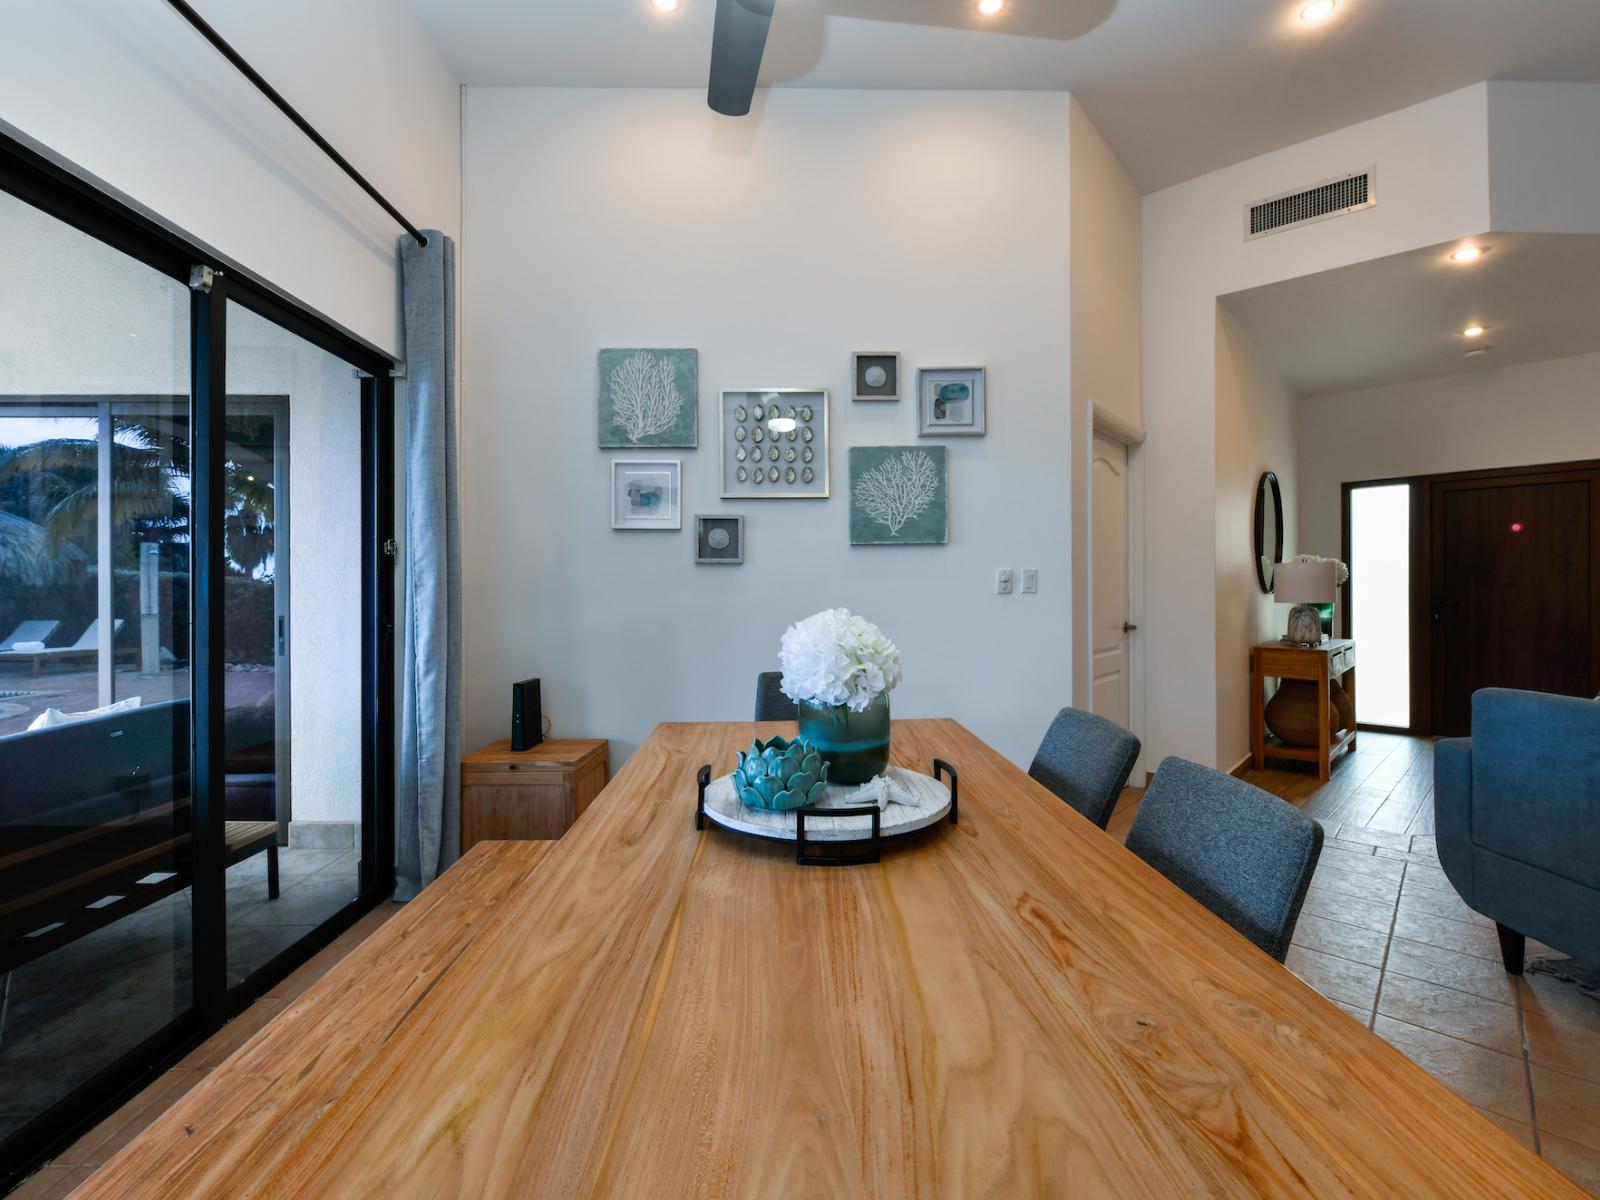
{"left": 1449, "top": 245, "right": 1485, "bottom": 263}
{"left": 1462, "top": 324, "right": 1486, "bottom": 338}
{"left": 978, "top": 0, "right": 1004, "bottom": 13}
{"left": 1300, "top": 0, "right": 1336, "bottom": 24}
{"left": 652, "top": 0, "right": 679, "bottom": 11}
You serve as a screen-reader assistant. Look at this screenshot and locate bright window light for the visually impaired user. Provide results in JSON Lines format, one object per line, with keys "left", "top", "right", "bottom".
{"left": 1350, "top": 484, "right": 1411, "bottom": 727}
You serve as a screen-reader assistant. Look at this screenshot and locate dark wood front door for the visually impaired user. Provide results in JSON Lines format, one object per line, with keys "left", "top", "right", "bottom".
{"left": 1431, "top": 466, "right": 1599, "bottom": 736}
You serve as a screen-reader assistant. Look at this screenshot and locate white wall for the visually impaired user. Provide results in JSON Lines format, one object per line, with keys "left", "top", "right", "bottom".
{"left": 462, "top": 88, "right": 1073, "bottom": 767}
{"left": 1213, "top": 307, "right": 1297, "bottom": 771}
{"left": 1488, "top": 83, "right": 1600, "bottom": 238}
{"left": 1141, "top": 84, "right": 1493, "bottom": 767}
{"left": 0, "top": 0, "right": 461, "bottom": 354}
{"left": 1068, "top": 98, "right": 1143, "bottom": 717}
{"left": 1298, "top": 349, "right": 1600, "bottom": 559}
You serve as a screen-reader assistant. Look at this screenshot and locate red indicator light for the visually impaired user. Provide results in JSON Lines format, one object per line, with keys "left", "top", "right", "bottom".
{"left": 1509, "top": 522, "right": 1525, "bottom": 533}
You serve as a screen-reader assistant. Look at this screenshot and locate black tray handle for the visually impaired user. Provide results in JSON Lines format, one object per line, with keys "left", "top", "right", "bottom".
{"left": 933, "top": 759, "right": 958, "bottom": 825}
{"left": 795, "top": 804, "right": 882, "bottom": 866}
{"left": 695, "top": 763, "right": 712, "bottom": 830}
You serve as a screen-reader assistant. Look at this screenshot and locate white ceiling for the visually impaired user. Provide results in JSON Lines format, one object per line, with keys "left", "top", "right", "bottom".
{"left": 405, "top": 0, "right": 1600, "bottom": 190}
{"left": 1220, "top": 233, "right": 1600, "bottom": 397}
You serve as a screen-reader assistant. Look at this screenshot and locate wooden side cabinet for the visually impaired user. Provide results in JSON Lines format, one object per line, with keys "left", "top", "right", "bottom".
{"left": 460, "top": 739, "right": 609, "bottom": 851}
{"left": 1251, "top": 639, "right": 1357, "bottom": 782}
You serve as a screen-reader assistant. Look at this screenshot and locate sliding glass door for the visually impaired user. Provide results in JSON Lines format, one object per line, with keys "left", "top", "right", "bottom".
{"left": 0, "top": 191, "right": 194, "bottom": 1151}
{"left": 0, "top": 133, "right": 394, "bottom": 1187}
{"left": 222, "top": 303, "right": 364, "bottom": 986}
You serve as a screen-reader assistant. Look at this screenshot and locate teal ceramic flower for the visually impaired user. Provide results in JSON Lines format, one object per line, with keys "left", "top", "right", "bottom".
{"left": 732, "top": 735, "right": 830, "bottom": 811}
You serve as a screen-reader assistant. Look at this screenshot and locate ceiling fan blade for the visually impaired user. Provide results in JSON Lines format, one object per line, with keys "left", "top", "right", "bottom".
{"left": 708, "top": 0, "right": 776, "bottom": 117}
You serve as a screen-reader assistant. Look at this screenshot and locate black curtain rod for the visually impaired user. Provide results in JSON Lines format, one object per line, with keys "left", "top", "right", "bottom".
{"left": 162, "top": 0, "right": 428, "bottom": 248}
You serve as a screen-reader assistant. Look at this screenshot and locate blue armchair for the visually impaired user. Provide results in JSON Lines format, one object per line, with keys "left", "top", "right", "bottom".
{"left": 1434, "top": 688, "right": 1600, "bottom": 975}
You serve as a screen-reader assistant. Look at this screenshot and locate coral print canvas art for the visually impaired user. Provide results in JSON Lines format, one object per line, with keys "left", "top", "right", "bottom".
{"left": 849, "top": 446, "right": 948, "bottom": 545}
{"left": 597, "top": 348, "right": 699, "bottom": 448}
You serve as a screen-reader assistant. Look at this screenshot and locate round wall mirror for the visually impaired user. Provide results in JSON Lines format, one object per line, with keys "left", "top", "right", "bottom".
{"left": 1255, "top": 471, "right": 1283, "bottom": 593}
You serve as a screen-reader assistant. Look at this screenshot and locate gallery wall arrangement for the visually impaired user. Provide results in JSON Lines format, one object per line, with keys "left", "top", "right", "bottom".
{"left": 596, "top": 348, "right": 984, "bottom": 559}
{"left": 597, "top": 348, "right": 699, "bottom": 448}
{"left": 720, "top": 389, "right": 829, "bottom": 499}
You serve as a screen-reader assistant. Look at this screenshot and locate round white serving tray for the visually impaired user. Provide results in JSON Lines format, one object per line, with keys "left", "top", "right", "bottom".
{"left": 700, "top": 765, "right": 952, "bottom": 843}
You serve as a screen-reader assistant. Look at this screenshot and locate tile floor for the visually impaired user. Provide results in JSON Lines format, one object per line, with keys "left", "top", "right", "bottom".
{"left": 1111, "top": 730, "right": 1600, "bottom": 1195}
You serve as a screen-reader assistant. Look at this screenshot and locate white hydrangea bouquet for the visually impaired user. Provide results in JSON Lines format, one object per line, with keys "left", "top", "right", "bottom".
{"left": 779, "top": 608, "right": 902, "bottom": 712}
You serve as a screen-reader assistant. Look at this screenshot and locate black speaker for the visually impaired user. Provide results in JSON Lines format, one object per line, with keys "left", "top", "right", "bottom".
{"left": 511, "top": 677, "right": 543, "bottom": 751}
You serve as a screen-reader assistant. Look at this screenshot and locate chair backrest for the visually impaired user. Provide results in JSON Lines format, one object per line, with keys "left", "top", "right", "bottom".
{"left": 754, "top": 671, "right": 797, "bottom": 722}
{"left": 0, "top": 619, "right": 59, "bottom": 650}
{"left": 1469, "top": 688, "right": 1600, "bottom": 891}
{"left": 1126, "top": 756, "right": 1323, "bottom": 962}
{"left": 1026, "top": 707, "right": 1141, "bottom": 829}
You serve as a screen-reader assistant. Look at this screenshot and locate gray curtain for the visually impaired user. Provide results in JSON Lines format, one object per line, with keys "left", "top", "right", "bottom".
{"left": 396, "top": 230, "right": 460, "bottom": 900}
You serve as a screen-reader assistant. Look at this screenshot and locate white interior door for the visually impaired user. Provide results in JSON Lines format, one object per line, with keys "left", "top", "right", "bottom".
{"left": 1091, "top": 433, "right": 1130, "bottom": 725}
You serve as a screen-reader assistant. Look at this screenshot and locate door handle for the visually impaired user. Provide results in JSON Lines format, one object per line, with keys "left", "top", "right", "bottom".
{"left": 277, "top": 615, "right": 286, "bottom": 656}
{"left": 1122, "top": 622, "right": 1139, "bottom": 633}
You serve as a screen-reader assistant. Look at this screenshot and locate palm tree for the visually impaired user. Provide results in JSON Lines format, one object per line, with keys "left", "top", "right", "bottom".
{"left": 0, "top": 436, "right": 186, "bottom": 553}
{"left": 0, "top": 508, "right": 87, "bottom": 585}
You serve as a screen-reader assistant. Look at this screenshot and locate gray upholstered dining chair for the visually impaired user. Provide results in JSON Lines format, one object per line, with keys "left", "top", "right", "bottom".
{"left": 754, "top": 671, "right": 797, "bottom": 722}
{"left": 1126, "top": 757, "right": 1323, "bottom": 962}
{"left": 1026, "top": 707, "right": 1141, "bottom": 829}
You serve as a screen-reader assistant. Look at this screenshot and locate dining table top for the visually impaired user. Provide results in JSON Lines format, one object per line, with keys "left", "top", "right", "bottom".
{"left": 76, "top": 719, "right": 1582, "bottom": 1198}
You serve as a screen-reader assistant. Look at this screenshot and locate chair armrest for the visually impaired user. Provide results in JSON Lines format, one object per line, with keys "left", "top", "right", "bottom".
{"left": 1433, "top": 738, "right": 1473, "bottom": 899}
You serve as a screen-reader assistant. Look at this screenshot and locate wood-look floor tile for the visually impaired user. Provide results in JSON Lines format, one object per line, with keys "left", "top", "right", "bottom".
{"left": 1541, "top": 1131, "right": 1600, "bottom": 1196}
{"left": 1377, "top": 973, "right": 1523, "bottom": 1058}
{"left": 1398, "top": 879, "right": 1491, "bottom": 927}
{"left": 1308, "top": 866, "right": 1402, "bottom": 907}
{"left": 1383, "top": 937, "right": 1520, "bottom": 1006}
{"left": 1299, "top": 888, "right": 1397, "bottom": 934}
{"left": 1523, "top": 1008, "right": 1600, "bottom": 1086}
{"left": 1315, "top": 847, "right": 1406, "bottom": 880}
{"left": 1532, "top": 1066, "right": 1600, "bottom": 1153}
{"left": 1286, "top": 945, "right": 1382, "bottom": 1010}
{"left": 1372, "top": 1016, "right": 1532, "bottom": 1125}
{"left": 1391, "top": 907, "right": 1505, "bottom": 963}
{"left": 1291, "top": 913, "right": 1390, "bottom": 969}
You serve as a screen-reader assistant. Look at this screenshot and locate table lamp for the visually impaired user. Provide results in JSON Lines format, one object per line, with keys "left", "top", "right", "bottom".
{"left": 1273, "top": 560, "right": 1336, "bottom": 645}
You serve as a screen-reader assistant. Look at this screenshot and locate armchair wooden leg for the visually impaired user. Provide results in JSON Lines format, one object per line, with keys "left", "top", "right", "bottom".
{"left": 1495, "top": 923, "right": 1525, "bottom": 976}
{"left": 267, "top": 844, "right": 280, "bottom": 901}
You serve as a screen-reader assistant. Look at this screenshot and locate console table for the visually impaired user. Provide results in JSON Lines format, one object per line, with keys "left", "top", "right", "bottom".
{"left": 1251, "top": 639, "right": 1356, "bottom": 780}
{"left": 460, "top": 738, "right": 609, "bottom": 850}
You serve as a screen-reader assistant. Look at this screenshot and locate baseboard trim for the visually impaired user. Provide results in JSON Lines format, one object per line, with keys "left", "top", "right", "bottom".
{"left": 1145, "top": 757, "right": 1251, "bottom": 786}
{"left": 288, "top": 820, "right": 359, "bottom": 850}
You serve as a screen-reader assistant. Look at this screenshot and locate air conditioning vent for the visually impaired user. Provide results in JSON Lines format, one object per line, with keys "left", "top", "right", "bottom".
{"left": 1246, "top": 169, "right": 1375, "bottom": 240}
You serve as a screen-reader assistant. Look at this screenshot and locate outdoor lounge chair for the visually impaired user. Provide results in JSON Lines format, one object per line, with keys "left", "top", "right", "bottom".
{"left": 0, "top": 620, "right": 59, "bottom": 652}
{"left": 0, "top": 618, "right": 123, "bottom": 675}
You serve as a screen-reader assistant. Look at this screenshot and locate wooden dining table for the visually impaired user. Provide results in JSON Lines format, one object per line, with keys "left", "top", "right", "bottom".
{"left": 76, "top": 720, "right": 1581, "bottom": 1198}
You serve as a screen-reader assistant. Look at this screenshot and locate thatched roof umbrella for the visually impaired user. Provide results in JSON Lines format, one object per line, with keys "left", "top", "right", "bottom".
{"left": 0, "top": 509, "right": 87, "bottom": 586}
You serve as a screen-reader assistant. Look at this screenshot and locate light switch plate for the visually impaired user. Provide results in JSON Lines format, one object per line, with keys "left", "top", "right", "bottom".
{"left": 1021, "top": 567, "right": 1038, "bottom": 594}
{"left": 996, "top": 568, "right": 1014, "bottom": 595}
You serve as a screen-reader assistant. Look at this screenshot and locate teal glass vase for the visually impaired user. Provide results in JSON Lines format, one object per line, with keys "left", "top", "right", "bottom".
{"left": 797, "top": 693, "right": 890, "bottom": 784}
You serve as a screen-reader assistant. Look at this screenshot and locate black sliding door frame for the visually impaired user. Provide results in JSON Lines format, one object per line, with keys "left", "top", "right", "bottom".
{"left": 0, "top": 128, "right": 397, "bottom": 1189}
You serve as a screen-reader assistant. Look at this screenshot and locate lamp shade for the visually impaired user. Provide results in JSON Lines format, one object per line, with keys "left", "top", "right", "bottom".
{"left": 1273, "top": 560, "right": 1336, "bottom": 604}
